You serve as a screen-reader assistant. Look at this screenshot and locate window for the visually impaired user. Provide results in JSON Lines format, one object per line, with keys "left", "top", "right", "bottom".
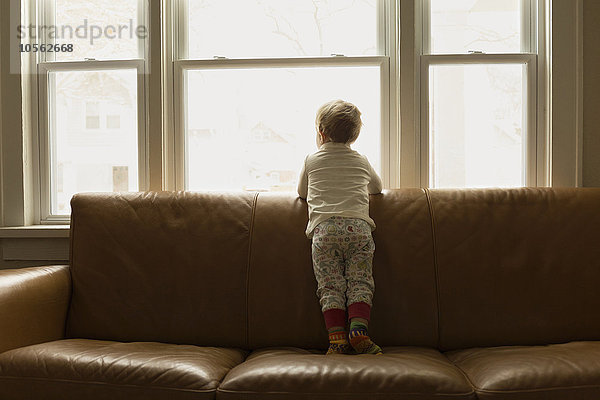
{"left": 13, "top": 0, "right": 560, "bottom": 225}
{"left": 171, "top": 0, "right": 396, "bottom": 191}
{"left": 106, "top": 115, "right": 121, "bottom": 129}
{"left": 85, "top": 101, "right": 100, "bottom": 129}
{"left": 36, "top": 0, "right": 147, "bottom": 220}
{"left": 421, "top": 0, "right": 539, "bottom": 188}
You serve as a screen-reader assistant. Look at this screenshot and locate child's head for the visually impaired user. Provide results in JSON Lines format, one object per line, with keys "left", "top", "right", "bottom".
{"left": 315, "top": 100, "right": 363, "bottom": 145}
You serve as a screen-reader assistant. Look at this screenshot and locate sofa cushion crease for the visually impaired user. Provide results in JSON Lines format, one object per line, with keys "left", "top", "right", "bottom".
{"left": 0, "top": 377, "right": 214, "bottom": 400}
{"left": 216, "top": 389, "right": 475, "bottom": 400}
{"left": 0, "top": 375, "right": 218, "bottom": 393}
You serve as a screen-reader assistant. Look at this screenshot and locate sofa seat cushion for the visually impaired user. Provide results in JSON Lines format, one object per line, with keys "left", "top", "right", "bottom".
{"left": 0, "top": 339, "right": 247, "bottom": 400}
{"left": 218, "top": 347, "right": 475, "bottom": 399}
{"left": 446, "top": 341, "right": 600, "bottom": 400}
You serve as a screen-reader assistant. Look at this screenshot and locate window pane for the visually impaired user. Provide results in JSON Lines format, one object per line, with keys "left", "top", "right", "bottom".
{"left": 54, "top": 0, "right": 142, "bottom": 61}
{"left": 50, "top": 69, "right": 139, "bottom": 214}
{"left": 185, "top": 66, "right": 381, "bottom": 191}
{"left": 429, "top": 64, "right": 526, "bottom": 188}
{"left": 187, "top": 0, "right": 378, "bottom": 58}
{"left": 429, "top": 0, "right": 523, "bottom": 54}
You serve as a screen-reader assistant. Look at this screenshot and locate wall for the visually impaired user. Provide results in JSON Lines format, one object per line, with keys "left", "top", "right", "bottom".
{"left": 0, "top": 234, "right": 69, "bottom": 269}
{"left": 1, "top": 0, "right": 26, "bottom": 226}
{"left": 583, "top": 0, "right": 600, "bottom": 187}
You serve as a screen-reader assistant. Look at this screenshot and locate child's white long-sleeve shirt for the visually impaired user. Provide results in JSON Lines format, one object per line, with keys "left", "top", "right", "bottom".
{"left": 297, "top": 142, "right": 382, "bottom": 238}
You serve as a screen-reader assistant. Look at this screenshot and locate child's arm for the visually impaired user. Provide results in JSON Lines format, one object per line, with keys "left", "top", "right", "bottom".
{"left": 297, "top": 156, "right": 308, "bottom": 199}
{"left": 365, "top": 157, "right": 383, "bottom": 194}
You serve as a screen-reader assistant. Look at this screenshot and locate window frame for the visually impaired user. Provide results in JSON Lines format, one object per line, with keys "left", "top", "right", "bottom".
{"left": 166, "top": 0, "right": 400, "bottom": 191}
{"left": 418, "top": 0, "right": 543, "bottom": 188}
{"left": 34, "top": 0, "right": 149, "bottom": 223}
{"left": 5, "top": 0, "right": 583, "bottom": 232}
{"left": 420, "top": 54, "right": 537, "bottom": 188}
{"left": 37, "top": 59, "right": 147, "bottom": 222}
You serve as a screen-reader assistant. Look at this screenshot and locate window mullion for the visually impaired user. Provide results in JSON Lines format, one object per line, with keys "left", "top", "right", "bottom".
{"left": 382, "top": 0, "right": 399, "bottom": 188}
{"left": 521, "top": 0, "right": 533, "bottom": 53}
{"left": 176, "top": 0, "right": 189, "bottom": 60}
{"left": 421, "top": 0, "right": 431, "bottom": 55}
{"left": 39, "top": 0, "right": 56, "bottom": 63}
{"left": 526, "top": 55, "right": 538, "bottom": 186}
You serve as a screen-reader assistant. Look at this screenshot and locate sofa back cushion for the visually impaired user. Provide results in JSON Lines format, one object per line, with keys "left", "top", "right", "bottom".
{"left": 68, "top": 188, "right": 600, "bottom": 351}
{"left": 247, "top": 189, "right": 439, "bottom": 349}
{"left": 431, "top": 188, "right": 600, "bottom": 351}
{"left": 67, "top": 192, "right": 255, "bottom": 347}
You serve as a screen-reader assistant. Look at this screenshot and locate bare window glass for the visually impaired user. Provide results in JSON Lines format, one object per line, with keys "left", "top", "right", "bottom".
{"left": 49, "top": 69, "right": 139, "bottom": 214}
{"left": 107, "top": 115, "right": 121, "bottom": 129}
{"left": 184, "top": 66, "right": 381, "bottom": 191}
{"left": 429, "top": 63, "right": 526, "bottom": 188}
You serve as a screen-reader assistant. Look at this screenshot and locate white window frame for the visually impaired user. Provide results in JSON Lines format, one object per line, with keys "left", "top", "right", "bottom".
{"left": 2, "top": 0, "right": 582, "bottom": 236}
{"left": 166, "top": 0, "right": 400, "bottom": 190}
{"left": 34, "top": 0, "right": 149, "bottom": 223}
{"left": 418, "top": 0, "right": 545, "bottom": 188}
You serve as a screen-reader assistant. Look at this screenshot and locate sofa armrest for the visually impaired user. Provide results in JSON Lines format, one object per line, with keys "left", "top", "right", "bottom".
{"left": 0, "top": 265, "right": 71, "bottom": 354}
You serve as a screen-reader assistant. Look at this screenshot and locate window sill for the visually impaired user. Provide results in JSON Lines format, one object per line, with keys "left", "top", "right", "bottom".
{"left": 0, "top": 226, "right": 69, "bottom": 262}
{"left": 0, "top": 225, "right": 70, "bottom": 239}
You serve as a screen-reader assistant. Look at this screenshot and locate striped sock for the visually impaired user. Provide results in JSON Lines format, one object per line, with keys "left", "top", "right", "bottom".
{"left": 326, "top": 328, "right": 351, "bottom": 355}
{"left": 348, "top": 321, "right": 382, "bottom": 355}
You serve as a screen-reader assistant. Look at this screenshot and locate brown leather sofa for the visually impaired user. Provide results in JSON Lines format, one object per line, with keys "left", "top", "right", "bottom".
{"left": 1, "top": 188, "right": 599, "bottom": 400}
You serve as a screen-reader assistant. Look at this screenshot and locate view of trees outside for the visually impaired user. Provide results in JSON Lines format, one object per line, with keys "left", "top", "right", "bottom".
{"left": 50, "top": 0, "right": 140, "bottom": 214}
{"left": 428, "top": 0, "right": 525, "bottom": 188}
{"left": 188, "top": 0, "right": 377, "bottom": 58}
{"left": 54, "top": 0, "right": 139, "bottom": 61}
{"left": 430, "top": 0, "right": 521, "bottom": 54}
{"left": 186, "top": 0, "right": 380, "bottom": 192}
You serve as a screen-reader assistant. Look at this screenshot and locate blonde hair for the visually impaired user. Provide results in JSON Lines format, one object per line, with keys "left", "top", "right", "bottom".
{"left": 315, "top": 100, "right": 362, "bottom": 144}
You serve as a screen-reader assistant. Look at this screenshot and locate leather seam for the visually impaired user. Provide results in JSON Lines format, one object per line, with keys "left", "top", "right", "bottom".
{"left": 475, "top": 384, "right": 600, "bottom": 393}
{"left": 0, "top": 375, "right": 217, "bottom": 393}
{"left": 216, "top": 388, "right": 475, "bottom": 397}
{"left": 245, "top": 192, "right": 259, "bottom": 349}
{"left": 424, "top": 188, "right": 442, "bottom": 350}
{"left": 445, "top": 359, "right": 478, "bottom": 394}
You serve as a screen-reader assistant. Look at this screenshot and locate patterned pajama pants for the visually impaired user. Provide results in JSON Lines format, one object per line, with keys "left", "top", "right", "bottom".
{"left": 311, "top": 216, "right": 375, "bottom": 312}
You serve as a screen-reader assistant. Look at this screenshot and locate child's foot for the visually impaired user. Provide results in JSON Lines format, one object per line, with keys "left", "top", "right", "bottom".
{"left": 326, "top": 342, "right": 351, "bottom": 355}
{"left": 348, "top": 321, "right": 383, "bottom": 355}
{"left": 326, "top": 329, "right": 351, "bottom": 355}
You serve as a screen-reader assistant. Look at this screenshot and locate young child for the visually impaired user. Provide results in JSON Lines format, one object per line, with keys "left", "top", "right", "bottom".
{"left": 297, "top": 99, "right": 383, "bottom": 355}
